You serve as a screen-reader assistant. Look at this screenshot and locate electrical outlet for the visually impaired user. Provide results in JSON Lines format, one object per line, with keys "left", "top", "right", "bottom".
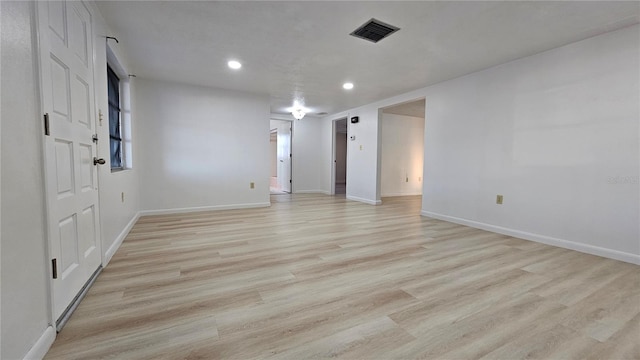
{"left": 121, "top": 192, "right": 125, "bottom": 203}
{"left": 496, "top": 195, "right": 503, "bottom": 204}
{"left": 250, "top": 182, "right": 255, "bottom": 189}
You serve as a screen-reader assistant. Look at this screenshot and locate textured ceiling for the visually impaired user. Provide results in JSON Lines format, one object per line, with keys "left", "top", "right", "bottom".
{"left": 96, "top": 1, "right": 640, "bottom": 116}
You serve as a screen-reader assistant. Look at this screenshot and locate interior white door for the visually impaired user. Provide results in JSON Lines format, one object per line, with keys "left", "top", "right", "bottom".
{"left": 277, "top": 124, "right": 292, "bottom": 193}
{"left": 37, "top": 0, "right": 102, "bottom": 320}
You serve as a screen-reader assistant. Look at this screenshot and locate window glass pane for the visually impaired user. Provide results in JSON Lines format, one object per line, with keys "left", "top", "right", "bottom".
{"left": 109, "top": 105, "right": 120, "bottom": 139}
{"left": 107, "top": 65, "right": 122, "bottom": 169}
{"left": 110, "top": 138, "right": 122, "bottom": 168}
{"left": 107, "top": 67, "right": 120, "bottom": 105}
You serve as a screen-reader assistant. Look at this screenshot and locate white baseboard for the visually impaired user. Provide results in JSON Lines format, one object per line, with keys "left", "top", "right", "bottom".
{"left": 347, "top": 195, "right": 382, "bottom": 205}
{"left": 24, "top": 325, "right": 55, "bottom": 360}
{"left": 381, "top": 192, "right": 422, "bottom": 197}
{"left": 139, "top": 202, "right": 271, "bottom": 216}
{"left": 421, "top": 210, "right": 640, "bottom": 265}
{"left": 104, "top": 212, "right": 140, "bottom": 266}
{"left": 295, "top": 190, "right": 330, "bottom": 194}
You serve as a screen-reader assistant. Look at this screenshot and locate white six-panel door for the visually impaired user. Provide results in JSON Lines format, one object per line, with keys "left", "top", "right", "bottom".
{"left": 37, "top": 0, "right": 102, "bottom": 320}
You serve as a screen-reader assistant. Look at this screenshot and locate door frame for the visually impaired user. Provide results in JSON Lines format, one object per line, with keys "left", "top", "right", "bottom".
{"left": 377, "top": 97, "right": 427, "bottom": 204}
{"left": 269, "top": 116, "right": 294, "bottom": 193}
{"left": 283, "top": 122, "right": 292, "bottom": 193}
{"left": 33, "top": 0, "right": 56, "bottom": 329}
{"left": 330, "top": 117, "right": 348, "bottom": 195}
{"left": 270, "top": 128, "right": 278, "bottom": 189}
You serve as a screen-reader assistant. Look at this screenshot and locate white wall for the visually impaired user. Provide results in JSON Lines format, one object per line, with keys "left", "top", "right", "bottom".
{"left": 93, "top": 6, "right": 141, "bottom": 264}
{"left": 136, "top": 79, "right": 271, "bottom": 213}
{"left": 325, "top": 108, "right": 383, "bottom": 204}
{"left": 335, "top": 132, "right": 347, "bottom": 184}
{"left": 270, "top": 137, "right": 277, "bottom": 177}
{"left": 269, "top": 114, "right": 324, "bottom": 194}
{"left": 291, "top": 117, "right": 325, "bottom": 193}
{"left": 320, "top": 118, "right": 334, "bottom": 193}
{"left": 322, "top": 25, "right": 640, "bottom": 263}
{"left": 380, "top": 113, "right": 424, "bottom": 196}
{"left": 1, "top": 2, "right": 51, "bottom": 359}
{"left": 0, "top": 0, "right": 3, "bottom": 349}
{"left": 422, "top": 25, "right": 639, "bottom": 262}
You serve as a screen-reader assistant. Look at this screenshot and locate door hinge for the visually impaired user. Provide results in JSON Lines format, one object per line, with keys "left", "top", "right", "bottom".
{"left": 92, "top": 134, "right": 99, "bottom": 143}
{"left": 51, "top": 258, "right": 58, "bottom": 279}
{"left": 289, "top": 153, "right": 292, "bottom": 157}
{"left": 289, "top": 179, "right": 292, "bottom": 183}
{"left": 44, "top": 113, "right": 50, "bottom": 136}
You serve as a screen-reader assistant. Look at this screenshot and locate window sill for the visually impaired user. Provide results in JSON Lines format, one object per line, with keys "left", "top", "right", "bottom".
{"left": 110, "top": 168, "right": 130, "bottom": 173}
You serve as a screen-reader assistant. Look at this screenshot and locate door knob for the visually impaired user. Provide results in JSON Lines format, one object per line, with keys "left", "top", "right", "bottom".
{"left": 93, "top": 157, "right": 106, "bottom": 166}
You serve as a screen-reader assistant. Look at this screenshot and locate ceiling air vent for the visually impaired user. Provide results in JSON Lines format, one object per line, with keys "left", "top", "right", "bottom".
{"left": 350, "top": 18, "right": 400, "bottom": 43}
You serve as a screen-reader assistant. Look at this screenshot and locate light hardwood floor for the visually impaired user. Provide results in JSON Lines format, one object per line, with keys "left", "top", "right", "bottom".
{"left": 46, "top": 195, "right": 640, "bottom": 359}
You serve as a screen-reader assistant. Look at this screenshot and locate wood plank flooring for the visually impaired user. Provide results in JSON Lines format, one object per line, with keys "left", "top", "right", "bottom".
{"left": 45, "top": 195, "right": 640, "bottom": 359}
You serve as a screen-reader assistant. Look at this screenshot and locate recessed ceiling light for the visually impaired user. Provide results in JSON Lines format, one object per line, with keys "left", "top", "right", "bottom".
{"left": 343, "top": 82, "right": 354, "bottom": 90}
{"left": 228, "top": 60, "right": 242, "bottom": 70}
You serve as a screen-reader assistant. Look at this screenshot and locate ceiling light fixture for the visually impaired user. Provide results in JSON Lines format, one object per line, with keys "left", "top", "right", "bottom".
{"left": 227, "top": 60, "right": 242, "bottom": 70}
{"left": 291, "top": 108, "right": 306, "bottom": 120}
{"left": 343, "top": 82, "right": 354, "bottom": 90}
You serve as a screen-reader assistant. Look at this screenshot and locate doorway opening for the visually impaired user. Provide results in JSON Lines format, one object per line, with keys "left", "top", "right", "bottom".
{"left": 270, "top": 119, "right": 292, "bottom": 195}
{"left": 378, "top": 99, "right": 426, "bottom": 205}
{"left": 332, "top": 118, "right": 348, "bottom": 195}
